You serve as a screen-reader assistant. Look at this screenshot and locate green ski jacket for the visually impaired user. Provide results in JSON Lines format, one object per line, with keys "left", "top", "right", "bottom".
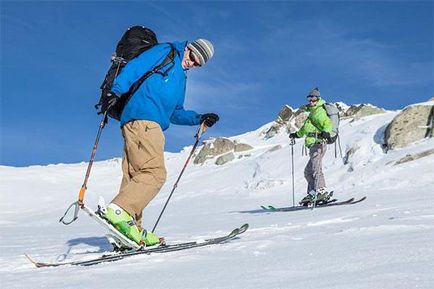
{"left": 296, "top": 98, "right": 333, "bottom": 148}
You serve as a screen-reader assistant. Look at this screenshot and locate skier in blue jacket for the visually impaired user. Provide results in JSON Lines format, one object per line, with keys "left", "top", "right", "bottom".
{"left": 103, "top": 39, "right": 219, "bottom": 246}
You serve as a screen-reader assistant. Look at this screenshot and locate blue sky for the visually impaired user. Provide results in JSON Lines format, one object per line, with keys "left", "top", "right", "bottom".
{"left": 1, "top": 1, "right": 433, "bottom": 167}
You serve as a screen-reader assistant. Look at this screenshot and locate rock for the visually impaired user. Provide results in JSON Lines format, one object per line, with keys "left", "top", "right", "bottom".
{"left": 394, "top": 149, "right": 434, "bottom": 165}
{"left": 385, "top": 101, "right": 434, "bottom": 149}
{"left": 234, "top": 143, "right": 253, "bottom": 152}
{"left": 294, "top": 105, "right": 307, "bottom": 117}
{"left": 334, "top": 102, "right": 350, "bottom": 115}
{"left": 215, "top": 152, "right": 235, "bottom": 165}
{"left": 237, "top": 154, "right": 251, "bottom": 159}
{"left": 193, "top": 143, "right": 212, "bottom": 164}
{"left": 194, "top": 138, "right": 235, "bottom": 164}
{"left": 276, "top": 105, "right": 294, "bottom": 124}
{"left": 268, "top": 145, "right": 282, "bottom": 152}
{"left": 286, "top": 108, "right": 308, "bottom": 133}
{"left": 293, "top": 110, "right": 308, "bottom": 129}
{"left": 263, "top": 105, "right": 295, "bottom": 139}
{"left": 343, "top": 104, "right": 385, "bottom": 120}
{"left": 343, "top": 146, "right": 359, "bottom": 165}
{"left": 266, "top": 105, "right": 308, "bottom": 138}
{"left": 265, "top": 123, "right": 281, "bottom": 139}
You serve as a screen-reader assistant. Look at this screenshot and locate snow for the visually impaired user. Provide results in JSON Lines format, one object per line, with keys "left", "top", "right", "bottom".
{"left": 406, "top": 99, "right": 434, "bottom": 107}
{"left": 1, "top": 108, "right": 434, "bottom": 289}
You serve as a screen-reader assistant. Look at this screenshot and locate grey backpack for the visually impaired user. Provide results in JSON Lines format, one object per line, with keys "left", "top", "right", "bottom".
{"left": 322, "top": 103, "right": 340, "bottom": 144}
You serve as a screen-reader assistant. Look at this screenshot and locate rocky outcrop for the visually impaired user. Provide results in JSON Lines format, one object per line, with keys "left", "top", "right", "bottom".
{"left": 238, "top": 154, "right": 251, "bottom": 159}
{"left": 342, "top": 146, "right": 360, "bottom": 172}
{"left": 194, "top": 138, "right": 235, "bottom": 164}
{"left": 265, "top": 123, "right": 281, "bottom": 138}
{"left": 334, "top": 102, "right": 350, "bottom": 114}
{"left": 290, "top": 108, "right": 308, "bottom": 132}
{"left": 268, "top": 145, "right": 282, "bottom": 152}
{"left": 385, "top": 99, "right": 434, "bottom": 149}
{"left": 266, "top": 105, "right": 304, "bottom": 138}
{"left": 343, "top": 146, "right": 360, "bottom": 165}
{"left": 265, "top": 101, "right": 388, "bottom": 139}
{"left": 194, "top": 138, "right": 253, "bottom": 165}
{"left": 234, "top": 143, "right": 254, "bottom": 152}
{"left": 394, "top": 148, "right": 434, "bottom": 165}
{"left": 276, "top": 105, "right": 294, "bottom": 124}
{"left": 343, "top": 104, "right": 385, "bottom": 120}
{"left": 215, "top": 152, "right": 235, "bottom": 165}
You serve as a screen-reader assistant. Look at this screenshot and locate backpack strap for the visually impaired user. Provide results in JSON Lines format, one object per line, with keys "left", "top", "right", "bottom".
{"left": 127, "top": 43, "right": 177, "bottom": 97}
{"left": 104, "top": 44, "right": 177, "bottom": 120}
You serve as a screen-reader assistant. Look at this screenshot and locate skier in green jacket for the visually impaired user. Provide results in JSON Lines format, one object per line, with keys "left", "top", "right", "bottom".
{"left": 289, "top": 87, "right": 333, "bottom": 205}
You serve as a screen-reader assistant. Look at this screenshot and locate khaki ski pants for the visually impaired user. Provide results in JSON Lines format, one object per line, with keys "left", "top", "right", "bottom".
{"left": 304, "top": 143, "right": 327, "bottom": 193}
{"left": 112, "top": 120, "right": 167, "bottom": 230}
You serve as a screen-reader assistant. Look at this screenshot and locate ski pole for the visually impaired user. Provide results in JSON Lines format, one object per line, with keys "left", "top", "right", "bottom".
{"left": 78, "top": 112, "right": 109, "bottom": 205}
{"left": 337, "top": 133, "right": 343, "bottom": 159}
{"left": 59, "top": 111, "right": 109, "bottom": 225}
{"left": 152, "top": 123, "right": 207, "bottom": 233}
{"left": 290, "top": 137, "right": 296, "bottom": 207}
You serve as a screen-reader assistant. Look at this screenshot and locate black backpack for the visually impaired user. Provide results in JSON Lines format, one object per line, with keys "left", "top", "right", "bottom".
{"left": 96, "top": 26, "right": 176, "bottom": 121}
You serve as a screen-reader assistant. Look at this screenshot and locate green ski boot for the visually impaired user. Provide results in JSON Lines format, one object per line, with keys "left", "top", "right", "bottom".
{"left": 103, "top": 204, "right": 162, "bottom": 246}
{"left": 316, "top": 188, "right": 332, "bottom": 204}
{"left": 299, "top": 191, "right": 315, "bottom": 206}
{"left": 142, "top": 230, "right": 163, "bottom": 246}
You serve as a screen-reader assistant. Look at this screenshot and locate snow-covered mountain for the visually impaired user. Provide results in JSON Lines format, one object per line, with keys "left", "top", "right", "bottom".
{"left": 1, "top": 102, "right": 433, "bottom": 289}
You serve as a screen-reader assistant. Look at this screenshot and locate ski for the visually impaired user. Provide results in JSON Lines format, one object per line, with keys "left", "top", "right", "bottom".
{"left": 25, "top": 223, "right": 249, "bottom": 268}
{"left": 268, "top": 198, "right": 338, "bottom": 210}
{"left": 261, "top": 197, "right": 366, "bottom": 212}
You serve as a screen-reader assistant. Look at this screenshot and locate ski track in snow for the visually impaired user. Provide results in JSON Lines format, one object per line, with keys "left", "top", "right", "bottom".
{"left": 1, "top": 109, "right": 434, "bottom": 289}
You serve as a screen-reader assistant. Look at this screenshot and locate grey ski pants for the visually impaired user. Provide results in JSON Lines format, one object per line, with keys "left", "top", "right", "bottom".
{"left": 304, "top": 143, "right": 327, "bottom": 193}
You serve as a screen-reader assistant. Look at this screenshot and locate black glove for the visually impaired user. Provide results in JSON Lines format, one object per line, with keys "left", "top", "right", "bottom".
{"left": 200, "top": 113, "right": 219, "bottom": 127}
{"left": 320, "top": 131, "right": 331, "bottom": 140}
{"left": 289, "top": 132, "right": 299, "bottom": 139}
{"left": 107, "top": 92, "right": 119, "bottom": 106}
{"left": 100, "top": 91, "right": 120, "bottom": 114}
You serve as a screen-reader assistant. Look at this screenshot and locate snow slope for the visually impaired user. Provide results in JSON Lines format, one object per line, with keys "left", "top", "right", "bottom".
{"left": 1, "top": 109, "right": 433, "bottom": 289}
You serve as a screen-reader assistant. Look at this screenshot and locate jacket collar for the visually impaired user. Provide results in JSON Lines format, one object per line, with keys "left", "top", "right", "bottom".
{"left": 306, "top": 98, "right": 325, "bottom": 112}
{"left": 170, "top": 41, "right": 187, "bottom": 58}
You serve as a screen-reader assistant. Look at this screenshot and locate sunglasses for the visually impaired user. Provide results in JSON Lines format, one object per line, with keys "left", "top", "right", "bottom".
{"left": 189, "top": 50, "right": 201, "bottom": 67}
{"left": 307, "top": 96, "right": 319, "bottom": 102}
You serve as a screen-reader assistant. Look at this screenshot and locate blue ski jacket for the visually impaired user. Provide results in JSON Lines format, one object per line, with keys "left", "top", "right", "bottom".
{"left": 111, "top": 41, "right": 201, "bottom": 130}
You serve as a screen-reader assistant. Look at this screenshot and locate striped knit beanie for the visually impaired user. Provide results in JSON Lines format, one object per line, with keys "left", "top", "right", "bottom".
{"left": 187, "top": 39, "right": 214, "bottom": 66}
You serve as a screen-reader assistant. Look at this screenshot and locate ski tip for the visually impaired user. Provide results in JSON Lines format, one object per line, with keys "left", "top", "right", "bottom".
{"left": 228, "top": 224, "right": 249, "bottom": 238}
{"left": 228, "top": 228, "right": 240, "bottom": 238}
{"left": 25, "top": 253, "right": 36, "bottom": 264}
{"left": 24, "top": 254, "right": 45, "bottom": 268}
{"left": 239, "top": 223, "right": 249, "bottom": 234}
{"left": 353, "top": 196, "right": 367, "bottom": 203}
